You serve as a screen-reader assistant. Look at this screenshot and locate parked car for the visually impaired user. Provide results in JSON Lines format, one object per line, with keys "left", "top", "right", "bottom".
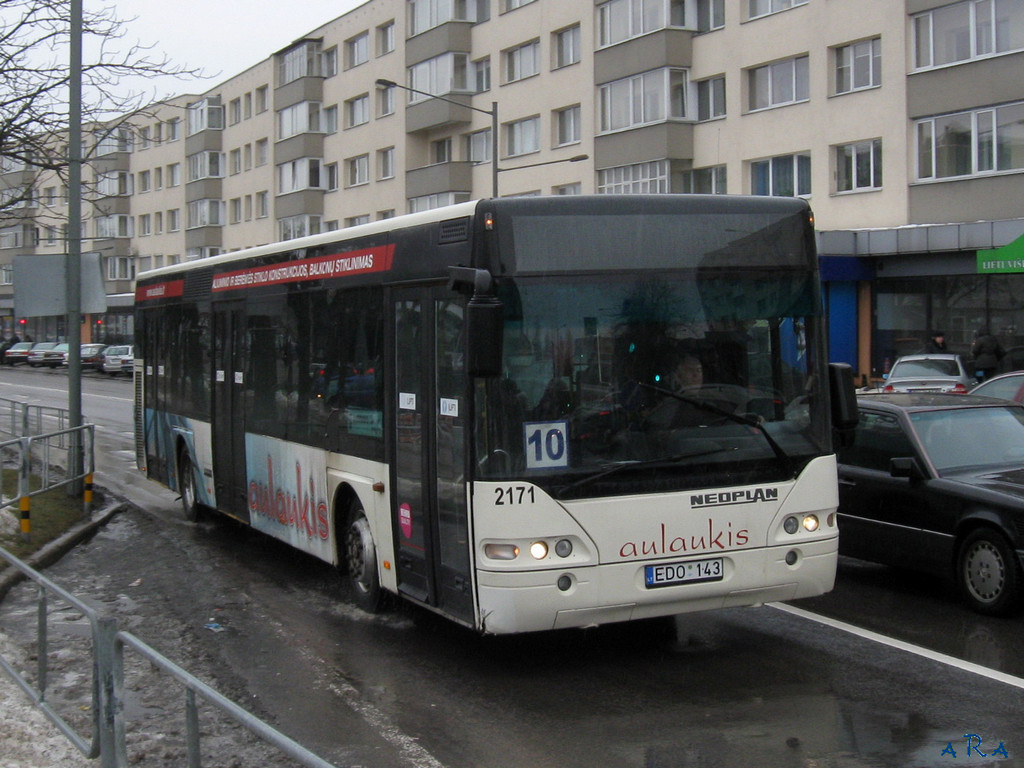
{"left": 78, "top": 343, "right": 108, "bottom": 370}
{"left": 969, "top": 370, "right": 1024, "bottom": 404}
{"left": 101, "top": 345, "right": 133, "bottom": 375}
{"left": 42, "top": 342, "right": 70, "bottom": 367}
{"left": 26, "top": 342, "right": 58, "bottom": 367}
{"left": 881, "top": 353, "right": 976, "bottom": 394}
{"left": 3, "top": 341, "right": 33, "bottom": 365}
{"left": 836, "top": 392, "right": 1024, "bottom": 615}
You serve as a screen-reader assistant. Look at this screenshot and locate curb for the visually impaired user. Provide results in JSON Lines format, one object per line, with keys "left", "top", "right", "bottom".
{"left": 0, "top": 500, "right": 127, "bottom": 602}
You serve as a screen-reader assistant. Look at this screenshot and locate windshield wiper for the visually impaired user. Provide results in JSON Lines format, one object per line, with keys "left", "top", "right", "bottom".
{"left": 638, "top": 382, "right": 794, "bottom": 475}
{"left": 553, "top": 446, "right": 736, "bottom": 500}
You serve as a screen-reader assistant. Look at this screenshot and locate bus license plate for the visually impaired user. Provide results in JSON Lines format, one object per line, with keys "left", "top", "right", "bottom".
{"left": 645, "top": 558, "right": 723, "bottom": 589}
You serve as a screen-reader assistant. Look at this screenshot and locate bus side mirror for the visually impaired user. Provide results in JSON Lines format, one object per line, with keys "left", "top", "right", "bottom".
{"left": 829, "top": 362, "right": 858, "bottom": 447}
{"left": 449, "top": 266, "right": 504, "bottom": 378}
{"left": 466, "top": 295, "right": 504, "bottom": 377}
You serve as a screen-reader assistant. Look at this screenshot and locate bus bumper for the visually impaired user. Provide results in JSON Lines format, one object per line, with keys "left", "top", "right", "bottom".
{"left": 474, "top": 536, "right": 837, "bottom": 635}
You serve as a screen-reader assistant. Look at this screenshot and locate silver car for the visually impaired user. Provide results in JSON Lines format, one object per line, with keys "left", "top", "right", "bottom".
{"left": 881, "top": 353, "right": 976, "bottom": 394}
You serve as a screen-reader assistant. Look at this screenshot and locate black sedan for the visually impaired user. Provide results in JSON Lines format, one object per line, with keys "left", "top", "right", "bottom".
{"left": 836, "top": 393, "right": 1024, "bottom": 616}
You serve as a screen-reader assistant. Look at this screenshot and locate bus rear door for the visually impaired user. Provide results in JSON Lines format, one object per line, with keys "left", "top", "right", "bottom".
{"left": 212, "top": 301, "right": 250, "bottom": 521}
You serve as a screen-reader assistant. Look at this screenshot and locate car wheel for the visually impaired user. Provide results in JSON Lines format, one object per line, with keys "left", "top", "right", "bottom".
{"left": 957, "top": 528, "right": 1022, "bottom": 616}
{"left": 179, "top": 451, "right": 202, "bottom": 522}
{"left": 344, "top": 500, "right": 383, "bottom": 612}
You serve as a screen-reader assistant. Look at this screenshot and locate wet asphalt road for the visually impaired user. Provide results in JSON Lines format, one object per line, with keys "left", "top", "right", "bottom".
{"left": 2, "top": 366, "right": 1023, "bottom": 767}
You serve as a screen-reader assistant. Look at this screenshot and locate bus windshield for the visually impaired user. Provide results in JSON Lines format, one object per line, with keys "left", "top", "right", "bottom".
{"left": 474, "top": 271, "right": 829, "bottom": 498}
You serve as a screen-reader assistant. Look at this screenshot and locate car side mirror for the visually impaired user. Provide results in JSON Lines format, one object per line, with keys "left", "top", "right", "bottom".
{"left": 890, "top": 456, "right": 924, "bottom": 481}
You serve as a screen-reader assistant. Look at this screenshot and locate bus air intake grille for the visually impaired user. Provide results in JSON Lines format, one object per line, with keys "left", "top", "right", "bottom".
{"left": 438, "top": 218, "right": 470, "bottom": 244}
{"left": 184, "top": 268, "right": 214, "bottom": 300}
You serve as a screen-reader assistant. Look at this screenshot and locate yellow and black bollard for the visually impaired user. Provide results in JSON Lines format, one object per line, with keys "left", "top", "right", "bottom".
{"left": 20, "top": 495, "right": 30, "bottom": 542}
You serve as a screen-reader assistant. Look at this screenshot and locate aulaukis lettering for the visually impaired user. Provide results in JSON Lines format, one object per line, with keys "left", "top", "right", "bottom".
{"left": 618, "top": 520, "right": 750, "bottom": 559}
{"left": 248, "top": 456, "right": 330, "bottom": 540}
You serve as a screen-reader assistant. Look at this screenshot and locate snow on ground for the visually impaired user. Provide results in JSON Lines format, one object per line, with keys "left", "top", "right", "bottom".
{"left": 0, "top": 631, "right": 92, "bottom": 768}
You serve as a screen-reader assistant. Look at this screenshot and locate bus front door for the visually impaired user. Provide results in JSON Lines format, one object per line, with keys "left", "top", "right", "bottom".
{"left": 212, "top": 302, "right": 250, "bottom": 521}
{"left": 392, "top": 288, "right": 473, "bottom": 625}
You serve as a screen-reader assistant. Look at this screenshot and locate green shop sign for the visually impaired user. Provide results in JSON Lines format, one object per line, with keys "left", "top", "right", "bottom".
{"left": 977, "top": 234, "right": 1024, "bottom": 274}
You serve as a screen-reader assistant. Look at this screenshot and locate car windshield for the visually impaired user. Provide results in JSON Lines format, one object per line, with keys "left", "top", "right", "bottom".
{"left": 911, "top": 406, "right": 1024, "bottom": 473}
{"left": 892, "top": 359, "right": 959, "bottom": 377}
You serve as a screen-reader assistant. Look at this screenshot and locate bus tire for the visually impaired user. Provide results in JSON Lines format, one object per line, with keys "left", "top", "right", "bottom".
{"left": 344, "top": 500, "right": 383, "bottom": 612}
{"left": 957, "top": 528, "right": 1022, "bottom": 616}
{"left": 179, "top": 450, "right": 202, "bottom": 522}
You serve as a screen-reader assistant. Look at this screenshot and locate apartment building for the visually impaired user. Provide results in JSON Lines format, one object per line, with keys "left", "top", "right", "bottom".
{"left": 1, "top": 0, "right": 1022, "bottom": 382}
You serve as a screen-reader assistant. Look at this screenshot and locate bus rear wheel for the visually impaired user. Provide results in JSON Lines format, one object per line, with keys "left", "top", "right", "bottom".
{"left": 344, "top": 501, "right": 383, "bottom": 612}
{"left": 179, "top": 451, "right": 201, "bottom": 522}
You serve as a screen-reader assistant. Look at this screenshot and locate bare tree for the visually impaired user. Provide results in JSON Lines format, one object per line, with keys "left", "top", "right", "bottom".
{"left": 0, "top": 0, "right": 204, "bottom": 214}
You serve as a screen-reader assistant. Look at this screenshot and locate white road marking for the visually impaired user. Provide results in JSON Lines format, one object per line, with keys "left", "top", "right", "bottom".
{"left": 773, "top": 602, "right": 1024, "bottom": 690}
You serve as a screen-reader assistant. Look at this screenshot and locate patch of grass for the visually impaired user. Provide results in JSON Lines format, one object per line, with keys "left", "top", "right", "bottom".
{"left": 0, "top": 468, "right": 93, "bottom": 560}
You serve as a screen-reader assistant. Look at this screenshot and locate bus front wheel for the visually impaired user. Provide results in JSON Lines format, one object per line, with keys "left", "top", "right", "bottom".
{"left": 344, "top": 501, "right": 383, "bottom": 612}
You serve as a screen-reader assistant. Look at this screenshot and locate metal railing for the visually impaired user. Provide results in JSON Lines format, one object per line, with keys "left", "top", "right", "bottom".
{"left": 0, "top": 547, "right": 338, "bottom": 767}
{"left": 0, "top": 397, "right": 74, "bottom": 442}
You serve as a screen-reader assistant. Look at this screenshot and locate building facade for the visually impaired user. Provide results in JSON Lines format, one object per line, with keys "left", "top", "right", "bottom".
{"left": 1, "top": 0, "right": 1022, "bottom": 382}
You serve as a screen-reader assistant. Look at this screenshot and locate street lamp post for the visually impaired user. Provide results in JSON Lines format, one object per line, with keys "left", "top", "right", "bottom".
{"left": 376, "top": 78, "right": 499, "bottom": 198}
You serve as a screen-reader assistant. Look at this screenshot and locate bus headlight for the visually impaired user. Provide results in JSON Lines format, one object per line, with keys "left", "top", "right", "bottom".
{"left": 555, "top": 539, "right": 573, "bottom": 558}
{"left": 802, "top": 515, "right": 819, "bottom": 532}
{"left": 530, "top": 541, "right": 549, "bottom": 559}
{"left": 783, "top": 515, "right": 820, "bottom": 534}
{"left": 484, "top": 543, "right": 520, "bottom": 560}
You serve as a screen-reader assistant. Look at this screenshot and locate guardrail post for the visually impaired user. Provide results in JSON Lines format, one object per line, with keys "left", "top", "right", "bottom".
{"left": 95, "top": 616, "right": 125, "bottom": 768}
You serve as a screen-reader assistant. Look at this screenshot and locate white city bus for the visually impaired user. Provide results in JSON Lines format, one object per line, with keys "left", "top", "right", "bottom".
{"left": 134, "top": 195, "right": 856, "bottom": 634}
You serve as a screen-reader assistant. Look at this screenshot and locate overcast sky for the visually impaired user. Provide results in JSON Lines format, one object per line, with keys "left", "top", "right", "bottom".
{"left": 108, "top": 0, "right": 368, "bottom": 98}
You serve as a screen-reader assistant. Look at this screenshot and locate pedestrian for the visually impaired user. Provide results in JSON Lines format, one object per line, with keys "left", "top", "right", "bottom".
{"left": 921, "top": 331, "right": 947, "bottom": 354}
{"left": 971, "top": 329, "right": 1004, "bottom": 382}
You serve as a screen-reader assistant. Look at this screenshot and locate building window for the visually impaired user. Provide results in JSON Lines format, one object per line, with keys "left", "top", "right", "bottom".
{"left": 747, "top": 55, "right": 808, "bottom": 111}
{"left": 186, "top": 99, "right": 224, "bottom": 136}
{"left": 598, "top": 0, "right": 687, "bottom": 47}
{"left": 256, "top": 192, "right": 269, "bottom": 218}
{"left": 697, "top": 76, "right": 726, "bottom": 120}
{"left": 473, "top": 57, "right": 491, "bottom": 93}
{"left": 556, "top": 105, "right": 581, "bottom": 146}
{"left": 408, "top": 192, "right": 470, "bottom": 214}
{"left": 697, "top": 0, "right": 724, "bottom": 31}
{"left": 345, "top": 95, "right": 369, "bottom": 128}
{"left": 186, "top": 200, "right": 224, "bottom": 228}
{"left": 378, "top": 85, "right": 395, "bottom": 117}
{"left": 229, "top": 98, "right": 242, "bottom": 125}
{"left": 168, "top": 209, "right": 180, "bottom": 232}
{"left": 467, "top": 129, "right": 492, "bottom": 163}
{"left": 278, "top": 41, "right": 322, "bottom": 85}
{"left": 504, "top": 0, "right": 536, "bottom": 10}
{"left": 507, "top": 116, "right": 540, "bottom": 156}
{"left": 139, "top": 214, "right": 152, "bottom": 236}
{"left": 916, "top": 101, "right": 1024, "bottom": 180}
{"left": 278, "top": 101, "right": 321, "bottom": 139}
{"left": 682, "top": 165, "right": 727, "bottom": 193}
{"left": 554, "top": 25, "right": 581, "bottom": 69}
{"left": 279, "top": 215, "right": 321, "bottom": 241}
{"left": 96, "top": 215, "right": 132, "bottom": 239}
{"left": 347, "top": 154, "right": 369, "bottom": 187}
{"left": 229, "top": 148, "right": 242, "bottom": 175}
{"left": 255, "top": 86, "right": 269, "bottom": 113}
{"left": 165, "top": 118, "right": 180, "bottom": 141}
{"left": 835, "top": 37, "right": 881, "bottom": 94}
{"left": 748, "top": 0, "right": 807, "bottom": 21}
{"left": 836, "top": 139, "right": 882, "bottom": 192}
{"left": 323, "top": 106, "right": 338, "bottom": 135}
{"left": 106, "top": 256, "right": 134, "bottom": 280}
{"left": 167, "top": 163, "right": 181, "bottom": 186}
{"left": 94, "top": 126, "right": 132, "bottom": 155}
{"left": 408, "top": 0, "right": 477, "bottom": 36}
{"left": 346, "top": 215, "right": 371, "bottom": 228}
{"left": 597, "top": 160, "right": 670, "bottom": 194}
{"left": 154, "top": 211, "right": 163, "bottom": 233}
{"left": 187, "top": 151, "right": 225, "bottom": 182}
{"left": 913, "top": 0, "right": 1024, "bottom": 69}
{"left": 377, "top": 21, "right": 395, "bottom": 56}
{"left": 750, "top": 153, "right": 811, "bottom": 197}
{"left": 408, "top": 53, "right": 469, "bottom": 101}
{"left": 599, "top": 68, "right": 688, "bottom": 132}
{"left": 97, "top": 171, "right": 131, "bottom": 197}
{"left": 505, "top": 40, "right": 540, "bottom": 83}
{"left": 277, "top": 158, "right": 323, "bottom": 193}
{"left": 322, "top": 47, "right": 338, "bottom": 77}
{"left": 256, "top": 139, "right": 269, "bottom": 167}
{"left": 378, "top": 147, "right": 395, "bottom": 179}
{"left": 346, "top": 32, "right": 369, "bottom": 69}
